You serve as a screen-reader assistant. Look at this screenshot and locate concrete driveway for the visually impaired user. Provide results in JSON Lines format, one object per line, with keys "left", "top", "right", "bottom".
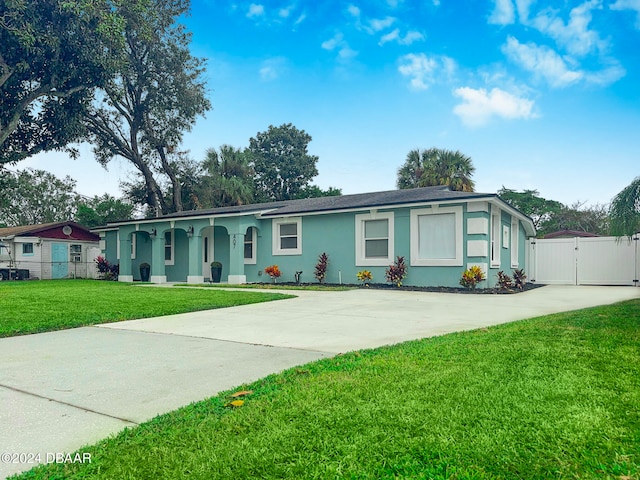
{"left": 1, "top": 285, "right": 638, "bottom": 478}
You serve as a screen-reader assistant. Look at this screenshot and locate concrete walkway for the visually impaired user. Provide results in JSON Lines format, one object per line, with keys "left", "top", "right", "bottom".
{"left": 1, "top": 285, "right": 638, "bottom": 478}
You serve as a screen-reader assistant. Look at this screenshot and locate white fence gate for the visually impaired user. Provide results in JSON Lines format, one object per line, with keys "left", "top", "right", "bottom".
{"left": 528, "top": 235, "right": 640, "bottom": 286}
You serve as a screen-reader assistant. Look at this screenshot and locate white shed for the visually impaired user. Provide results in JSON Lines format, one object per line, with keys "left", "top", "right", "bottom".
{"left": 0, "top": 222, "right": 101, "bottom": 280}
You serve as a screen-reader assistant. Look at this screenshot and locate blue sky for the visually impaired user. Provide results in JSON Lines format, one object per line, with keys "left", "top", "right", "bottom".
{"left": 22, "top": 0, "right": 640, "bottom": 207}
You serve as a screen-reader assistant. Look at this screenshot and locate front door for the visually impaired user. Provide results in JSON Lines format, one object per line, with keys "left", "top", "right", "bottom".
{"left": 201, "top": 228, "right": 213, "bottom": 281}
{"left": 51, "top": 243, "right": 68, "bottom": 279}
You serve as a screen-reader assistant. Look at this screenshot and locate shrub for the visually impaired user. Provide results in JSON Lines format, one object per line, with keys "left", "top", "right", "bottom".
{"left": 496, "top": 270, "right": 514, "bottom": 290}
{"left": 385, "top": 256, "right": 408, "bottom": 287}
{"left": 94, "top": 256, "right": 119, "bottom": 281}
{"left": 357, "top": 270, "right": 373, "bottom": 285}
{"left": 264, "top": 265, "right": 281, "bottom": 282}
{"left": 513, "top": 269, "right": 527, "bottom": 290}
{"left": 314, "top": 252, "right": 328, "bottom": 283}
{"left": 460, "top": 266, "right": 486, "bottom": 290}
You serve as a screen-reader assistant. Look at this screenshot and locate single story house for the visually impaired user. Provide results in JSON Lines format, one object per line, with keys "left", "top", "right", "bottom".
{"left": 94, "top": 186, "right": 536, "bottom": 288}
{"left": 0, "top": 222, "right": 101, "bottom": 280}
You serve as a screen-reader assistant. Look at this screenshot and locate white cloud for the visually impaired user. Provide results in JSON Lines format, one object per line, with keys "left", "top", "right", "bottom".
{"left": 488, "top": 0, "right": 535, "bottom": 24}
{"left": 398, "top": 53, "right": 455, "bottom": 90}
{"left": 338, "top": 46, "right": 359, "bottom": 60}
{"left": 610, "top": 0, "right": 640, "bottom": 28}
{"left": 247, "top": 3, "right": 265, "bottom": 18}
{"left": 379, "top": 29, "right": 424, "bottom": 46}
{"left": 401, "top": 30, "right": 425, "bottom": 45}
{"left": 453, "top": 87, "right": 536, "bottom": 127}
{"left": 379, "top": 29, "right": 400, "bottom": 45}
{"left": 322, "top": 33, "right": 344, "bottom": 51}
{"left": 489, "top": 0, "right": 515, "bottom": 25}
{"left": 530, "top": 1, "right": 606, "bottom": 56}
{"left": 259, "top": 58, "right": 287, "bottom": 81}
{"left": 515, "top": 0, "right": 535, "bottom": 22}
{"left": 322, "top": 33, "right": 358, "bottom": 62}
{"left": 368, "top": 16, "right": 396, "bottom": 32}
{"left": 279, "top": 5, "right": 293, "bottom": 18}
{"left": 503, "top": 36, "right": 626, "bottom": 87}
{"left": 347, "top": 4, "right": 361, "bottom": 18}
{"left": 502, "top": 36, "right": 584, "bottom": 87}
{"left": 585, "top": 62, "right": 626, "bottom": 85}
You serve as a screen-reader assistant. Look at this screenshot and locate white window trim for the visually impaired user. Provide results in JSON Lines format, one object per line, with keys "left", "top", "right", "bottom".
{"left": 164, "top": 230, "right": 175, "bottom": 266}
{"left": 410, "top": 206, "right": 463, "bottom": 267}
{"left": 355, "top": 212, "right": 394, "bottom": 267}
{"left": 116, "top": 231, "right": 120, "bottom": 260}
{"left": 131, "top": 234, "right": 137, "bottom": 260}
{"left": 511, "top": 220, "right": 519, "bottom": 268}
{"left": 22, "top": 242, "right": 35, "bottom": 256}
{"left": 272, "top": 217, "right": 302, "bottom": 256}
{"left": 244, "top": 227, "right": 257, "bottom": 264}
{"left": 490, "top": 206, "right": 501, "bottom": 268}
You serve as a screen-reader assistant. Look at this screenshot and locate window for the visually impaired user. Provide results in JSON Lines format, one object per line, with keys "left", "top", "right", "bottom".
{"left": 22, "top": 243, "right": 34, "bottom": 255}
{"left": 70, "top": 244, "right": 82, "bottom": 263}
{"left": 511, "top": 220, "right": 519, "bottom": 268}
{"left": 244, "top": 227, "right": 257, "bottom": 264}
{"left": 203, "top": 236, "right": 209, "bottom": 264}
{"left": 272, "top": 218, "right": 302, "bottom": 255}
{"left": 410, "top": 206, "right": 463, "bottom": 267}
{"left": 131, "top": 235, "right": 137, "bottom": 260}
{"left": 164, "top": 230, "right": 174, "bottom": 265}
{"left": 490, "top": 207, "right": 501, "bottom": 268}
{"left": 355, "top": 212, "right": 394, "bottom": 266}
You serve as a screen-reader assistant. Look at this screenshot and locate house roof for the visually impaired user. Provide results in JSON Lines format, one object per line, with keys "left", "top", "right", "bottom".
{"left": 145, "top": 186, "right": 496, "bottom": 219}
{"left": 101, "top": 186, "right": 536, "bottom": 236}
{"left": 0, "top": 221, "right": 98, "bottom": 241}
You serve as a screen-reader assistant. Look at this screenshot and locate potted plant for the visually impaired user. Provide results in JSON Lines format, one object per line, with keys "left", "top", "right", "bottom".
{"left": 210, "top": 261, "right": 223, "bottom": 283}
{"left": 139, "top": 262, "right": 151, "bottom": 282}
{"left": 264, "top": 265, "right": 281, "bottom": 283}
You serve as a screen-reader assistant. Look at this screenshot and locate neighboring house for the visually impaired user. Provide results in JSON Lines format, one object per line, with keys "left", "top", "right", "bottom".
{"left": 543, "top": 230, "right": 601, "bottom": 239}
{"left": 0, "top": 222, "right": 101, "bottom": 280}
{"left": 94, "top": 186, "right": 536, "bottom": 288}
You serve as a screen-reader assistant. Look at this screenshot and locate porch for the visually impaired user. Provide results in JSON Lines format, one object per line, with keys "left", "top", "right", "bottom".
{"left": 115, "top": 217, "right": 259, "bottom": 284}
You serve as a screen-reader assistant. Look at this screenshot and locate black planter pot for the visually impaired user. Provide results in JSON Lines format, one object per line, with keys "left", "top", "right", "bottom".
{"left": 210, "top": 266, "right": 222, "bottom": 283}
{"left": 140, "top": 264, "right": 150, "bottom": 282}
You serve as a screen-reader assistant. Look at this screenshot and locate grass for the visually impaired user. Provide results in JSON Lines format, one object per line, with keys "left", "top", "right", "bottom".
{"left": 0, "top": 280, "right": 293, "bottom": 337}
{"left": 15, "top": 299, "right": 640, "bottom": 479}
{"left": 175, "top": 282, "right": 354, "bottom": 291}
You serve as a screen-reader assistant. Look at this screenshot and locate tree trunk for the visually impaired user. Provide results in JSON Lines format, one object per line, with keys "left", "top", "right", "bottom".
{"left": 157, "top": 146, "right": 182, "bottom": 212}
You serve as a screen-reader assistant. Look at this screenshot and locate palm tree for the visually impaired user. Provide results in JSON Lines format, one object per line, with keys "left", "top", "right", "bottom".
{"left": 610, "top": 177, "right": 640, "bottom": 237}
{"left": 396, "top": 148, "right": 475, "bottom": 192}
{"left": 197, "top": 145, "right": 255, "bottom": 207}
{"left": 396, "top": 149, "right": 423, "bottom": 189}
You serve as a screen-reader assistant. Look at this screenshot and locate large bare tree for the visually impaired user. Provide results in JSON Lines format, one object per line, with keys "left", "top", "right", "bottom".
{"left": 83, "top": 0, "right": 210, "bottom": 216}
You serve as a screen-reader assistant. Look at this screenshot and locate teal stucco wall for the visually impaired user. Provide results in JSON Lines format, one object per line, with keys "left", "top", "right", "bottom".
{"left": 102, "top": 200, "right": 533, "bottom": 287}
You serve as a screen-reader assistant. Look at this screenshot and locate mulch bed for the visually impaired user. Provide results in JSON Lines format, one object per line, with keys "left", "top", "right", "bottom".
{"left": 253, "top": 282, "right": 546, "bottom": 294}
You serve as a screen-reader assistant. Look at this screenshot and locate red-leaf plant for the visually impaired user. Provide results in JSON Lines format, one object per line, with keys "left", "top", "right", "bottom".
{"left": 385, "top": 256, "right": 408, "bottom": 287}
{"left": 314, "top": 252, "right": 328, "bottom": 283}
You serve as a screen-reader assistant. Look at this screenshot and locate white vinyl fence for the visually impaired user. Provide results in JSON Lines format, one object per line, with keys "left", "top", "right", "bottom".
{"left": 528, "top": 235, "right": 640, "bottom": 286}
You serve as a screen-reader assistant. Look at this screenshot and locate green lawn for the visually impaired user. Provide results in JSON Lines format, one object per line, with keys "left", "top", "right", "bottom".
{"left": 15, "top": 299, "right": 640, "bottom": 479}
{"left": 0, "top": 280, "right": 293, "bottom": 337}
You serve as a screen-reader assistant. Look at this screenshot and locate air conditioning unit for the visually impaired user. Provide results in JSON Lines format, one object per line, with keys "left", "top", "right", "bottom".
{"left": 71, "top": 254, "right": 82, "bottom": 263}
